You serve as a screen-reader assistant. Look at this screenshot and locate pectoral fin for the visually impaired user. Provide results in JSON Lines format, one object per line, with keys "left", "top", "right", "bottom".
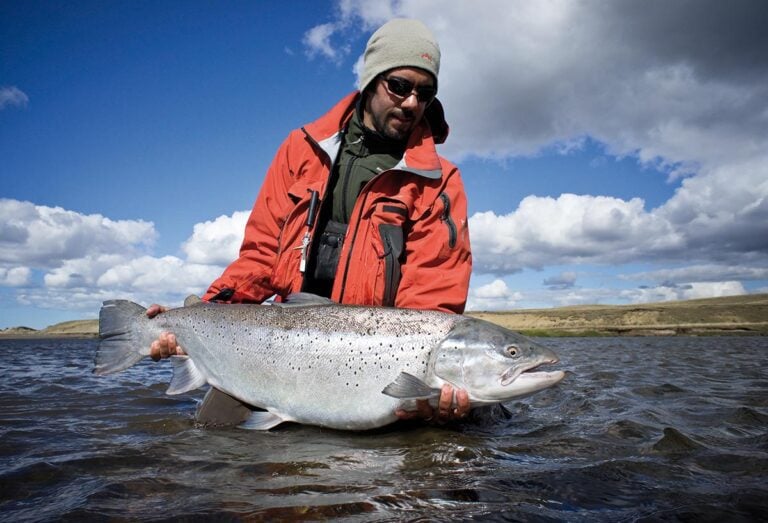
{"left": 382, "top": 372, "right": 441, "bottom": 400}
{"left": 166, "top": 356, "right": 207, "bottom": 395}
{"left": 239, "top": 411, "right": 288, "bottom": 431}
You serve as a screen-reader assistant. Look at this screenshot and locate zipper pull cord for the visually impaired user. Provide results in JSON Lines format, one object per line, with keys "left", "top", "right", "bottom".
{"left": 297, "top": 190, "right": 320, "bottom": 273}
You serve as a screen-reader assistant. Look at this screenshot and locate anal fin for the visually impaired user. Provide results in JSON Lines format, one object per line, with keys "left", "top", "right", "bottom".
{"left": 166, "top": 356, "right": 208, "bottom": 395}
{"left": 239, "top": 411, "right": 288, "bottom": 430}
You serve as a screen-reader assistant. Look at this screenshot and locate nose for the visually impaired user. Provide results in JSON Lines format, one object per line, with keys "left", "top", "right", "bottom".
{"left": 399, "top": 92, "right": 421, "bottom": 110}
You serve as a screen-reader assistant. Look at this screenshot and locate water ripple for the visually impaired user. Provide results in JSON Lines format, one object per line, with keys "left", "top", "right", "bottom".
{"left": 0, "top": 336, "right": 767, "bottom": 520}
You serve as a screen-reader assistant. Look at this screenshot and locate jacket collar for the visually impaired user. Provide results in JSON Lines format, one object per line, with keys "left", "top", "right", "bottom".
{"left": 302, "top": 91, "right": 449, "bottom": 179}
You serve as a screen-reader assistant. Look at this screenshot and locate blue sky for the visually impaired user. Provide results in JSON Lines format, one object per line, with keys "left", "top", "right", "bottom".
{"left": 2, "top": 1, "right": 767, "bottom": 328}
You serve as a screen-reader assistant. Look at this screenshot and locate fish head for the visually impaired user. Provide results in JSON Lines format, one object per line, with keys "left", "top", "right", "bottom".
{"left": 430, "top": 318, "right": 565, "bottom": 403}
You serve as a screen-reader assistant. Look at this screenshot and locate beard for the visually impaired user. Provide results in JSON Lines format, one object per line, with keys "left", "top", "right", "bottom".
{"left": 370, "top": 107, "right": 416, "bottom": 142}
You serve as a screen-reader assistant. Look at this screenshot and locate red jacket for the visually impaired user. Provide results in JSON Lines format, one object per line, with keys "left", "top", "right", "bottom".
{"left": 203, "top": 92, "right": 472, "bottom": 313}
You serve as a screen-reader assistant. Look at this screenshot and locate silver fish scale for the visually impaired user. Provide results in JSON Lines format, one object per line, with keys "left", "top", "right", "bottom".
{"left": 151, "top": 303, "right": 464, "bottom": 429}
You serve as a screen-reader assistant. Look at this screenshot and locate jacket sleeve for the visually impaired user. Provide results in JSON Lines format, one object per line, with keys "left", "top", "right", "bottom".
{"left": 202, "top": 134, "right": 297, "bottom": 303}
{"left": 395, "top": 165, "right": 472, "bottom": 314}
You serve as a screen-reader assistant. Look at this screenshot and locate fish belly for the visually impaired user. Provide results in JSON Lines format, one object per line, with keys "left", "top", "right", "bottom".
{"left": 166, "top": 308, "right": 451, "bottom": 429}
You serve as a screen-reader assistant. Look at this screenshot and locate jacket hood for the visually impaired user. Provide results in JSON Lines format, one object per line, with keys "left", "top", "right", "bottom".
{"left": 424, "top": 98, "right": 449, "bottom": 144}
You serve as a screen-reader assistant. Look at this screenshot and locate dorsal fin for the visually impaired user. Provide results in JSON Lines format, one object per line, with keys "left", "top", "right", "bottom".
{"left": 276, "top": 293, "right": 336, "bottom": 308}
{"left": 184, "top": 294, "right": 203, "bottom": 307}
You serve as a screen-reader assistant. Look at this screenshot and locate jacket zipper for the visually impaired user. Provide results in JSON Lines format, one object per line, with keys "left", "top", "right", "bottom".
{"left": 382, "top": 232, "right": 395, "bottom": 306}
{"left": 439, "top": 192, "right": 457, "bottom": 249}
{"left": 299, "top": 127, "right": 341, "bottom": 289}
{"left": 337, "top": 171, "right": 386, "bottom": 303}
{"left": 340, "top": 155, "right": 358, "bottom": 221}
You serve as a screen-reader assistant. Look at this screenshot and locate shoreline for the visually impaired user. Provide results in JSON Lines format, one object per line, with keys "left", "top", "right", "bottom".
{"left": 470, "top": 293, "right": 768, "bottom": 336}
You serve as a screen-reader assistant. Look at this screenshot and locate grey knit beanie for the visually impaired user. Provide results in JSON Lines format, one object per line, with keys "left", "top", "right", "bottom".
{"left": 359, "top": 18, "right": 441, "bottom": 93}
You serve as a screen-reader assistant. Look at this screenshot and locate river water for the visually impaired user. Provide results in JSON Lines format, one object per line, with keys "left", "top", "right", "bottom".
{"left": 1, "top": 336, "right": 766, "bottom": 521}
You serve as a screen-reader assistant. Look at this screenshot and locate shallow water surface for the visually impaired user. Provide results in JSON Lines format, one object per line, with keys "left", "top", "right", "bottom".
{"left": 1, "top": 336, "right": 766, "bottom": 521}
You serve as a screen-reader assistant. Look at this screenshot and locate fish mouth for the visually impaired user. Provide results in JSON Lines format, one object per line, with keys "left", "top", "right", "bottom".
{"left": 500, "top": 356, "right": 560, "bottom": 387}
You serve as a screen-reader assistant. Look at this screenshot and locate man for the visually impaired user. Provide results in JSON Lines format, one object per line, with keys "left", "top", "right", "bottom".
{"left": 150, "top": 19, "right": 472, "bottom": 423}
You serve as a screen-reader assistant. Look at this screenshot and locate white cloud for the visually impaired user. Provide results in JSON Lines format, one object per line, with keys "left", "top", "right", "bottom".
{"left": 43, "top": 254, "right": 127, "bottom": 288}
{"left": 469, "top": 194, "right": 681, "bottom": 273}
{"left": 303, "top": 23, "right": 354, "bottom": 64}
{"left": 97, "top": 255, "right": 221, "bottom": 295}
{"left": 467, "top": 279, "right": 522, "bottom": 311}
{"left": 622, "top": 265, "right": 768, "bottom": 284}
{"left": 543, "top": 272, "right": 577, "bottom": 290}
{"left": 0, "top": 198, "right": 227, "bottom": 313}
{"left": 0, "top": 199, "right": 156, "bottom": 267}
{"left": 303, "top": 23, "right": 338, "bottom": 60}
{"left": 657, "top": 158, "right": 768, "bottom": 258}
{"left": 621, "top": 281, "right": 747, "bottom": 304}
{"left": 182, "top": 211, "right": 248, "bottom": 265}
{"left": 0, "top": 267, "right": 30, "bottom": 286}
{"left": 0, "top": 86, "right": 28, "bottom": 109}
{"left": 464, "top": 275, "right": 751, "bottom": 311}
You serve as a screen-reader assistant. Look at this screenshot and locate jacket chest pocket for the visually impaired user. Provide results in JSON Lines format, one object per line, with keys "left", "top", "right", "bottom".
{"left": 363, "top": 202, "right": 409, "bottom": 306}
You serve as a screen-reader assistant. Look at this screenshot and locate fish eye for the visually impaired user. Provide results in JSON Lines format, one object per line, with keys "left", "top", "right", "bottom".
{"left": 506, "top": 346, "right": 519, "bottom": 357}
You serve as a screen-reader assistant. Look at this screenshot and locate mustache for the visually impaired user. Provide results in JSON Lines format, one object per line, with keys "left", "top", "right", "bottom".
{"left": 391, "top": 108, "right": 415, "bottom": 120}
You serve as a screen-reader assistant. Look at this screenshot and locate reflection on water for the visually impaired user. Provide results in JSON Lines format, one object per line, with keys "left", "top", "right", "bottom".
{"left": 1, "top": 336, "right": 766, "bottom": 520}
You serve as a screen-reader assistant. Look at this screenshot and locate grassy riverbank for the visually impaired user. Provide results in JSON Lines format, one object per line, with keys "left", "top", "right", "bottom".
{"left": 470, "top": 293, "right": 768, "bottom": 336}
{"left": 0, "top": 319, "right": 99, "bottom": 338}
{"left": 1, "top": 294, "right": 766, "bottom": 338}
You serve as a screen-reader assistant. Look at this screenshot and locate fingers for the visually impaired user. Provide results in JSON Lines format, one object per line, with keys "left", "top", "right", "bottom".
{"left": 435, "top": 385, "right": 469, "bottom": 422}
{"left": 437, "top": 384, "right": 454, "bottom": 420}
{"left": 454, "top": 388, "right": 470, "bottom": 418}
{"left": 146, "top": 306, "right": 186, "bottom": 361}
{"left": 146, "top": 304, "right": 168, "bottom": 319}
{"left": 395, "top": 385, "right": 471, "bottom": 423}
{"left": 396, "top": 399, "right": 434, "bottom": 421}
{"left": 149, "top": 331, "right": 186, "bottom": 361}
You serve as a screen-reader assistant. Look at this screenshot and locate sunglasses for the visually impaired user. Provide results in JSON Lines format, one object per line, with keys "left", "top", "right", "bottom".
{"left": 380, "top": 75, "right": 437, "bottom": 104}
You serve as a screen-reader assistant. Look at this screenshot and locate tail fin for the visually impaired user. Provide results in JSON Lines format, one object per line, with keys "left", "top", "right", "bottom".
{"left": 94, "top": 300, "right": 149, "bottom": 375}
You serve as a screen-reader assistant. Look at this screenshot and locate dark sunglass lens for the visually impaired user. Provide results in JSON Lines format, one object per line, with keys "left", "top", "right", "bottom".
{"left": 416, "top": 87, "right": 436, "bottom": 102}
{"left": 384, "top": 76, "right": 436, "bottom": 102}
{"left": 386, "top": 77, "right": 413, "bottom": 97}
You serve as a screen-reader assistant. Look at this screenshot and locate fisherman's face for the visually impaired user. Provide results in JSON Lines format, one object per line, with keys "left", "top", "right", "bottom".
{"left": 363, "top": 67, "right": 436, "bottom": 141}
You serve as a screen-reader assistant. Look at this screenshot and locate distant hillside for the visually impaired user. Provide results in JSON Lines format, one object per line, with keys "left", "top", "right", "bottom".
{"left": 42, "top": 319, "right": 99, "bottom": 336}
{"left": 0, "top": 319, "right": 98, "bottom": 338}
{"left": 1, "top": 294, "right": 766, "bottom": 338}
{"left": 470, "top": 293, "right": 768, "bottom": 336}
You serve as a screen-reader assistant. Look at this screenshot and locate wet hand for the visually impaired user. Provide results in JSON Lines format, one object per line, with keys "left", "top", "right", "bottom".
{"left": 147, "top": 305, "right": 186, "bottom": 360}
{"left": 395, "top": 384, "right": 470, "bottom": 423}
